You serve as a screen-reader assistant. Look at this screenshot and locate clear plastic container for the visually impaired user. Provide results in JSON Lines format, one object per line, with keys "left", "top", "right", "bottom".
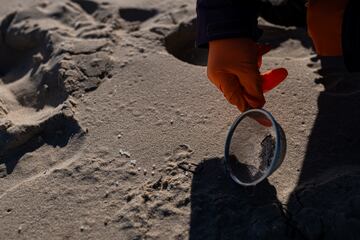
{"left": 224, "top": 109, "right": 286, "bottom": 186}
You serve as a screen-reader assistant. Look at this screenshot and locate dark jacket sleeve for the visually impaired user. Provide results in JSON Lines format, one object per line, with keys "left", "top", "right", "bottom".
{"left": 196, "top": 0, "right": 262, "bottom": 48}
{"left": 342, "top": 0, "right": 360, "bottom": 72}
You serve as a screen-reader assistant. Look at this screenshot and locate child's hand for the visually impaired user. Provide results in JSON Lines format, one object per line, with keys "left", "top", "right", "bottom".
{"left": 207, "top": 38, "right": 288, "bottom": 112}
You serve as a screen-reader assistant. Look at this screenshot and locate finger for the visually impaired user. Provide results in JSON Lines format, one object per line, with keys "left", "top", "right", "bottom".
{"left": 235, "top": 69, "right": 266, "bottom": 109}
{"left": 261, "top": 68, "right": 288, "bottom": 93}
{"left": 207, "top": 70, "right": 249, "bottom": 111}
{"left": 243, "top": 92, "right": 265, "bottom": 109}
{"left": 257, "top": 44, "right": 272, "bottom": 68}
{"left": 207, "top": 68, "right": 223, "bottom": 91}
{"left": 217, "top": 72, "right": 249, "bottom": 112}
{"left": 249, "top": 113, "right": 273, "bottom": 127}
{"left": 257, "top": 44, "right": 272, "bottom": 56}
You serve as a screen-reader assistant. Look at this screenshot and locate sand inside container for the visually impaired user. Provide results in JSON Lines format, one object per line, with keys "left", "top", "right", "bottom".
{"left": 228, "top": 115, "right": 276, "bottom": 183}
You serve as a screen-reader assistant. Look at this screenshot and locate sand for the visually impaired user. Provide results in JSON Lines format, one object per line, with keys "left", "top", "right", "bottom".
{"left": 1, "top": 0, "right": 360, "bottom": 239}
{"left": 227, "top": 115, "right": 277, "bottom": 184}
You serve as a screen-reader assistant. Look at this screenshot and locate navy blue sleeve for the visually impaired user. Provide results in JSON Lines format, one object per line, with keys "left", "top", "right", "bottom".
{"left": 196, "top": 0, "right": 262, "bottom": 48}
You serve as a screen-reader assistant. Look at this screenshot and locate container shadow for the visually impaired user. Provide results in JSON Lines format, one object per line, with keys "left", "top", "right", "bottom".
{"left": 189, "top": 158, "right": 289, "bottom": 240}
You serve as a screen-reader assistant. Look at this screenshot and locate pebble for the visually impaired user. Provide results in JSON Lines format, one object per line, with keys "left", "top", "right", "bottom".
{"left": 137, "top": 167, "right": 141, "bottom": 171}
{"left": 104, "top": 217, "right": 111, "bottom": 226}
{"left": 143, "top": 169, "right": 147, "bottom": 175}
{"left": 117, "top": 134, "right": 122, "bottom": 139}
{"left": 151, "top": 171, "right": 155, "bottom": 176}
{"left": 18, "top": 225, "right": 22, "bottom": 233}
{"left": 119, "top": 149, "right": 131, "bottom": 158}
{"left": 130, "top": 160, "right": 137, "bottom": 166}
{"left": 152, "top": 164, "right": 156, "bottom": 169}
{"left": 68, "top": 98, "right": 77, "bottom": 106}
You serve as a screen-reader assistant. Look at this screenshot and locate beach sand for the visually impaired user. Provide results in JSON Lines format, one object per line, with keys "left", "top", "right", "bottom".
{"left": 1, "top": 0, "right": 360, "bottom": 239}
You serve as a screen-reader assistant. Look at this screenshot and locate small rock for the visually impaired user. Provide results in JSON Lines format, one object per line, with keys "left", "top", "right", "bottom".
{"left": 68, "top": 98, "right": 77, "bottom": 106}
{"left": 152, "top": 164, "right": 156, "bottom": 169}
{"left": 18, "top": 225, "right": 22, "bottom": 233}
{"left": 151, "top": 171, "right": 155, "bottom": 176}
{"left": 144, "top": 169, "right": 147, "bottom": 175}
{"left": 130, "top": 160, "right": 137, "bottom": 166}
{"left": 119, "top": 149, "right": 131, "bottom": 158}
{"left": 104, "top": 191, "right": 110, "bottom": 198}
{"left": 104, "top": 217, "right": 111, "bottom": 226}
{"left": 126, "top": 169, "right": 137, "bottom": 176}
{"left": 80, "top": 225, "right": 85, "bottom": 232}
{"left": 137, "top": 167, "right": 141, "bottom": 171}
{"left": 0, "top": 119, "right": 12, "bottom": 131}
{"left": 117, "top": 134, "right": 122, "bottom": 139}
{"left": 33, "top": 53, "right": 43, "bottom": 64}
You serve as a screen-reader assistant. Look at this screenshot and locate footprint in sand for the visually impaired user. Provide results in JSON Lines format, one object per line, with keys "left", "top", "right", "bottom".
{"left": 0, "top": 1, "right": 115, "bottom": 177}
{"left": 111, "top": 145, "right": 194, "bottom": 239}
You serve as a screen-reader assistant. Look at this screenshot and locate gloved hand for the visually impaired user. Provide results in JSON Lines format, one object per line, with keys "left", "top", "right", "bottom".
{"left": 207, "top": 38, "right": 288, "bottom": 112}
{"left": 307, "top": 0, "right": 349, "bottom": 56}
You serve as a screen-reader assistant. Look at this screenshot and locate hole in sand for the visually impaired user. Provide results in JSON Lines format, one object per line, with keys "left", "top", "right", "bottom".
{"left": 0, "top": 12, "right": 18, "bottom": 77}
{"left": 257, "top": 19, "right": 313, "bottom": 58}
{"left": 119, "top": 8, "right": 158, "bottom": 22}
{"left": 70, "top": 0, "right": 99, "bottom": 15}
{"left": 164, "top": 18, "right": 208, "bottom": 66}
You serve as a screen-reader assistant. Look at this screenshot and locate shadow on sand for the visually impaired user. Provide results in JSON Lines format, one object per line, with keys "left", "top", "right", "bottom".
{"left": 189, "top": 158, "right": 291, "bottom": 240}
{"left": 0, "top": 117, "right": 83, "bottom": 175}
{"left": 189, "top": 64, "right": 360, "bottom": 240}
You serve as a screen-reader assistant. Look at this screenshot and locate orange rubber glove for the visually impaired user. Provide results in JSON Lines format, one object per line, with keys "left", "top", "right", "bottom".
{"left": 207, "top": 38, "right": 288, "bottom": 112}
{"left": 307, "top": 0, "right": 349, "bottom": 56}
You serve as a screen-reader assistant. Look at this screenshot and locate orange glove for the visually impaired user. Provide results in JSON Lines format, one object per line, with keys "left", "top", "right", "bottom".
{"left": 207, "top": 38, "right": 288, "bottom": 112}
{"left": 307, "top": 0, "right": 349, "bottom": 56}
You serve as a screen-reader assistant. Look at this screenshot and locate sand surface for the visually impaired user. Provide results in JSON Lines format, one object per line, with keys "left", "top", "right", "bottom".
{"left": 1, "top": 0, "right": 360, "bottom": 239}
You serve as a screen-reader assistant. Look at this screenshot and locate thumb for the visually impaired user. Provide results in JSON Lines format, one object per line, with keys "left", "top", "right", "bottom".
{"left": 257, "top": 44, "right": 272, "bottom": 68}
{"left": 261, "top": 68, "right": 288, "bottom": 93}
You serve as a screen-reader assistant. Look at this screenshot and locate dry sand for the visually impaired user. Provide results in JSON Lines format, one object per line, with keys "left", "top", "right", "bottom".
{"left": 1, "top": 0, "right": 360, "bottom": 239}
